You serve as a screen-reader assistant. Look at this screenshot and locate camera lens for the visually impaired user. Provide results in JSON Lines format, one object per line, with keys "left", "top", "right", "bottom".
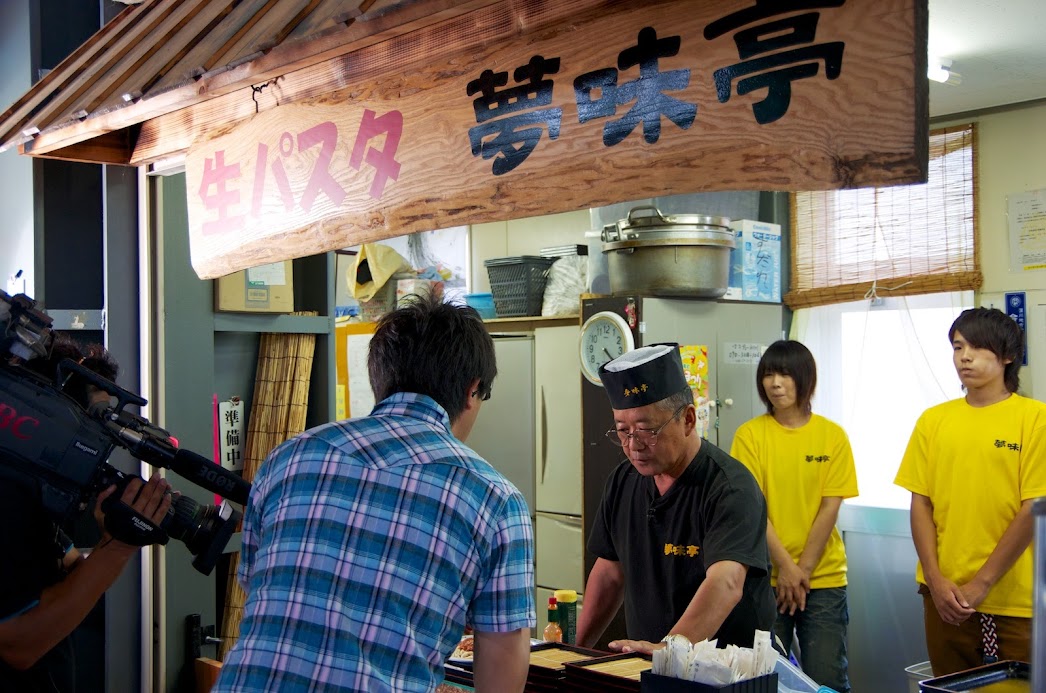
{"left": 162, "top": 495, "right": 241, "bottom": 575}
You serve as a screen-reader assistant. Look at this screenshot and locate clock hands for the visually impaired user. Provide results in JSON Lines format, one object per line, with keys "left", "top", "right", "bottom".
{"left": 603, "top": 347, "right": 614, "bottom": 362}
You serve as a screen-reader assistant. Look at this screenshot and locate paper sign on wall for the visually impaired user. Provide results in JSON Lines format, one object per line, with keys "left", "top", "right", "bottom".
{"left": 347, "top": 333, "right": 375, "bottom": 417}
{"left": 1007, "top": 189, "right": 1046, "bottom": 272}
{"left": 724, "top": 342, "right": 764, "bottom": 365}
{"left": 219, "top": 398, "right": 245, "bottom": 471}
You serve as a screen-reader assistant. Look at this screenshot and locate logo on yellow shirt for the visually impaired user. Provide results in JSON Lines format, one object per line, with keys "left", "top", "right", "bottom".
{"left": 664, "top": 543, "right": 700, "bottom": 558}
{"left": 994, "top": 440, "right": 1022, "bottom": 451}
{"left": 805, "top": 454, "right": 831, "bottom": 463}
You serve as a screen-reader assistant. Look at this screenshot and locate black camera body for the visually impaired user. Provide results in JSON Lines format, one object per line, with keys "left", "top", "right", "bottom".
{"left": 0, "top": 290, "right": 250, "bottom": 575}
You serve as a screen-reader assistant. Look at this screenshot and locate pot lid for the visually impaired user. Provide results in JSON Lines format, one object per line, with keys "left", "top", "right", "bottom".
{"left": 618, "top": 205, "right": 731, "bottom": 231}
{"left": 602, "top": 205, "right": 734, "bottom": 245}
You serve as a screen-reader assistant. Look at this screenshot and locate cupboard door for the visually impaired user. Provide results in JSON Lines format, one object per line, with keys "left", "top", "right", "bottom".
{"left": 534, "top": 325, "right": 583, "bottom": 515}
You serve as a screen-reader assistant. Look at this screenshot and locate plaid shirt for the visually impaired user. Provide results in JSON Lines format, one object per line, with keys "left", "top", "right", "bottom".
{"left": 213, "top": 393, "right": 535, "bottom": 692}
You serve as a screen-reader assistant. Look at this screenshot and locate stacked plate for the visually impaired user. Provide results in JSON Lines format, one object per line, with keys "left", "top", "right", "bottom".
{"left": 539, "top": 244, "right": 588, "bottom": 257}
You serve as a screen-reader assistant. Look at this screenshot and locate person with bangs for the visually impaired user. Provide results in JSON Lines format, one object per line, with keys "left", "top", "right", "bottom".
{"left": 895, "top": 307, "right": 1046, "bottom": 675}
{"left": 730, "top": 340, "right": 858, "bottom": 693}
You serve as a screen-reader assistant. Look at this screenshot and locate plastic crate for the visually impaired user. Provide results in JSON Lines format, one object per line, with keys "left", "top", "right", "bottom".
{"left": 484, "top": 256, "right": 556, "bottom": 317}
{"left": 905, "top": 661, "right": 933, "bottom": 693}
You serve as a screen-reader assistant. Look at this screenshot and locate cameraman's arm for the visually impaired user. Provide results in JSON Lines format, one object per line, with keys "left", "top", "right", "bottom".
{"left": 0, "top": 475, "right": 171, "bottom": 670}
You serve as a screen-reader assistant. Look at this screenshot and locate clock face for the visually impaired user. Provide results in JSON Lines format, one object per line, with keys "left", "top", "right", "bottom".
{"left": 579, "top": 312, "right": 635, "bottom": 386}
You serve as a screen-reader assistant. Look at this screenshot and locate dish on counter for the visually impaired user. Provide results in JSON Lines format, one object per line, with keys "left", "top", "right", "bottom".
{"left": 449, "top": 635, "right": 474, "bottom": 663}
{"left": 448, "top": 636, "right": 567, "bottom": 665}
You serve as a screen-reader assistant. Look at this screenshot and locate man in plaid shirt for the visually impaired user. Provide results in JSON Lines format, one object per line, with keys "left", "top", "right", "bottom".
{"left": 215, "top": 294, "right": 534, "bottom": 692}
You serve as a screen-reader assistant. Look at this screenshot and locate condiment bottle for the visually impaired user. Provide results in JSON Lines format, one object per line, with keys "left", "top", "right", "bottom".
{"left": 553, "top": 589, "right": 578, "bottom": 644}
{"left": 543, "top": 597, "right": 563, "bottom": 643}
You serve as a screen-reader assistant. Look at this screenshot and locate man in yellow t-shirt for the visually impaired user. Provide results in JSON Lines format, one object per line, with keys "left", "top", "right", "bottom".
{"left": 732, "top": 340, "right": 859, "bottom": 693}
{"left": 895, "top": 307, "right": 1046, "bottom": 676}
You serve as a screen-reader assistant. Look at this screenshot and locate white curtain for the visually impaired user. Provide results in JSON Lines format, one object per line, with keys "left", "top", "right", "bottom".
{"left": 791, "top": 291, "right": 974, "bottom": 508}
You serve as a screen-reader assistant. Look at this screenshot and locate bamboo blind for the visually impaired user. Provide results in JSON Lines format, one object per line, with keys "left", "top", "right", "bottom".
{"left": 786, "top": 124, "right": 980, "bottom": 309}
{"left": 218, "top": 312, "right": 318, "bottom": 659}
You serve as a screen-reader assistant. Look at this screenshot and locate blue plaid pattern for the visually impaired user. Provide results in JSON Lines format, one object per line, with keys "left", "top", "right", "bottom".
{"left": 213, "top": 393, "right": 535, "bottom": 692}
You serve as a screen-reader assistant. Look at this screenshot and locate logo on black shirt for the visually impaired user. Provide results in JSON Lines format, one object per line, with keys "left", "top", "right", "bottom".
{"left": 664, "top": 543, "right": 700, "bottom": 558}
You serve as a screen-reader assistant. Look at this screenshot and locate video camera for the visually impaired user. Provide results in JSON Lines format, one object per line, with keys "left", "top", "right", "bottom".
{"left": 0, "top": 290, "right": 251, "bottom": 575}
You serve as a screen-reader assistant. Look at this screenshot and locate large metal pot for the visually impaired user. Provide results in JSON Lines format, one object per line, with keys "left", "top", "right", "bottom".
{"left": 601, "top": 206, "right": 735, "bottom": 298}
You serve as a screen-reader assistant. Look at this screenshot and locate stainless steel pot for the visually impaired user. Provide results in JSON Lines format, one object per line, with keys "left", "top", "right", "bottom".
{"left": 601, "top": 206, "right": 735, "bottom": 298}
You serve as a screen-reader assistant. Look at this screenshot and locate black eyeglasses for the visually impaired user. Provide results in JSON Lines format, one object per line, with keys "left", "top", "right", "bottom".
{"left": 472, "top": 388, "right": 492, "bottom": 402}
{"left": 605, "top": 403, "right": 688, "bottom": 448}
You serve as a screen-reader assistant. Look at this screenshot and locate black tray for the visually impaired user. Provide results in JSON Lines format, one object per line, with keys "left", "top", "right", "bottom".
{"left": 563, "top": 652, "right": 651, "bottom": 693}
{"left": 640, "top": 670, "right": 778, "bottom": 693}
{"left": 920, "top": 660, "right": 1029, "bottom": 692}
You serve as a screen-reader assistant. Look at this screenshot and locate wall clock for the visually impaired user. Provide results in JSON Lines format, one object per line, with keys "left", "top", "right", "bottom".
{"left": 578, "top": 310, "right": 635, "bottom": 386}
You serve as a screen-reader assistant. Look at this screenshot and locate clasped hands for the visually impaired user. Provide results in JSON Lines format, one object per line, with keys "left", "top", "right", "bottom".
{"left": 775, "top": 560, "right": 810, "bottom": 616}
{"left": 928, "top": 575, "right": 990, "bottom": 626}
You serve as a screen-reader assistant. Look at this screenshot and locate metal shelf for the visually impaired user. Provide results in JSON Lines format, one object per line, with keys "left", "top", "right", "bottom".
{"left": 213, "top": 313, "right": 333, "bottom": 334}
{"left": 483, "top": 314, "right": 579, "bottom": 333}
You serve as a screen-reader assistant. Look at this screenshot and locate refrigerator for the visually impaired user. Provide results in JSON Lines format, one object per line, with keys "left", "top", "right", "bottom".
{"left": 580, "top": 295, "right": 786, "bottom": 645}
{"left": 466, "top": 326, "right": 586, "bottom": 637}
{"left": 467, "top": 335, "right": 536, "bottom": 515}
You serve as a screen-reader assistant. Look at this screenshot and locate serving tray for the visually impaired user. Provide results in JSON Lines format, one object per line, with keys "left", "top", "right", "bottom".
{"left": 920, "top": 660, "right": 1029, "bottom": 692}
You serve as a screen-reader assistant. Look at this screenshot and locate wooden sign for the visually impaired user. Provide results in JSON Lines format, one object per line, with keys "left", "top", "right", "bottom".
{"left": 185, "top": 0, "right": 927, "bottom": 279}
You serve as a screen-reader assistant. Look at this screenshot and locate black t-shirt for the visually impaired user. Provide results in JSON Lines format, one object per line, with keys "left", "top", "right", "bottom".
{"left": 0, "top": 477, "right": 77, "bottom": 692}
{"left": 587, "top": 440, "right": 776, "bottom": 646}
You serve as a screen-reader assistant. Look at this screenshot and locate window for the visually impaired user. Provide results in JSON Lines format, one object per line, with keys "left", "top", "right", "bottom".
{"left": 793, "top": 292, "right": 975, "bottom": 508}
{"left": 787, "top": 125, "right": 979, "bottom": 309}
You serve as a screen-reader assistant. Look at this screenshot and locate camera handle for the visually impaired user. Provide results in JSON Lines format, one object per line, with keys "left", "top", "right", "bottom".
{"left": 101, "top": 495, "right": 169, "bottom": 546}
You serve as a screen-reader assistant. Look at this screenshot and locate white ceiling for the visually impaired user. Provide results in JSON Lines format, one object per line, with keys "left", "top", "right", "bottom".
{"left": 928, "top": 0, "right": 1046, "bottom": 117}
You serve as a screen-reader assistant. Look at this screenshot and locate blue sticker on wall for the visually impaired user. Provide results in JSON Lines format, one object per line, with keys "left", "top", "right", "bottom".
{"left": 1004, "top": 291, "right": 1028, "bottom": 366}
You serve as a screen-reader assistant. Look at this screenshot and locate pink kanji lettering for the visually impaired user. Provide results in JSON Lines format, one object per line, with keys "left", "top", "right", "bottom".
{"left": 349, "top": 109, "right": 403, "bottom": 199}
{"left": 199, "top": 150, "right": 244, "bottom": 235}
{"left": 297, "top": 122, "right": 345, "bottom": 213}
{"left": 251, "top": 138, "right": 300, "bottom": 215}
{"left": 250, "top": 142, "right": 268, "bottom": 217}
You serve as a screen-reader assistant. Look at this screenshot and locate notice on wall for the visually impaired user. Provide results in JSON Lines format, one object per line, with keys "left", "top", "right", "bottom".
{"left": 347, "top": 333, "right": 375, "bottom": 418}
{"left": 724, "top": 342, "right": 764, "bottom": 365}
{"left": 1008, "top": 189, "right": 1046, "bottom": 272}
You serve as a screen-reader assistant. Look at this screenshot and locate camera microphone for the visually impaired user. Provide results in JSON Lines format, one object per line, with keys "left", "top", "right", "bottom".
{"left": 98, "top": 410, "right": 251, "bottom": 505}
{"left": 169, "top": 447, "right": 250, "bottom": 506}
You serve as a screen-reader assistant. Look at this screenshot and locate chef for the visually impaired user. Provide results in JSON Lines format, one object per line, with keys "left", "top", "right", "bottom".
{"left": 576, "top": 344, "right": 776, "bottom": 653}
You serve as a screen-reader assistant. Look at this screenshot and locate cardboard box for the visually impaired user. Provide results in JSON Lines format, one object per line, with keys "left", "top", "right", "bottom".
{"left": 395, "top": 278, "right": 442, "bottom": 306}
{"left": 215, "top": 260, "right": 295, "bottom": 313}
{"left": 727, "top": 220, "right": 781, "bottom": 303}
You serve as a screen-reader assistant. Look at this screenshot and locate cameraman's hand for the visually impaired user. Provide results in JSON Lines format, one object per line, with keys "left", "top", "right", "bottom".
{"left": 96, "top": 473, "right": 173, "bottom": 549}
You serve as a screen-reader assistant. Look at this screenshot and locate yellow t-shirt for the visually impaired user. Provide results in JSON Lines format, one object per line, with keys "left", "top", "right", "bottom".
{"left": 731, "top": 413, "right": 859, "bottom": 588}
{"left": 894, "top": 394, "right": 1046, "bottom": 618}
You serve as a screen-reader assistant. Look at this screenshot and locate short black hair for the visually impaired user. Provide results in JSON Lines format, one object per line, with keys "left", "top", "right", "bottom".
{"left": 24, "top": 338, "right": 119, "bottom": 408}
{"left": 756, "top": 340, "right": 817, "bottom": 414}
{"left": 949, "top": 307, "right": 1023, "bottom": 393}
{"left": 368, "top": 293, "right": 497, "bottom": 421}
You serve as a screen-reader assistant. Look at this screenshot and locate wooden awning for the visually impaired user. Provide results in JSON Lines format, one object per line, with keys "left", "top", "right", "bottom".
{"left": 3, "top": 0, "right": 930, "bottom": 280}
{"left": 0, "top": 0, "right": 563, "bottom": 165}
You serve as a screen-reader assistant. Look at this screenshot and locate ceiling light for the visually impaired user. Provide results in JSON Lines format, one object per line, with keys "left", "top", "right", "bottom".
{"left": 928, "top": 57, "right": 962, "bottom": 85}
